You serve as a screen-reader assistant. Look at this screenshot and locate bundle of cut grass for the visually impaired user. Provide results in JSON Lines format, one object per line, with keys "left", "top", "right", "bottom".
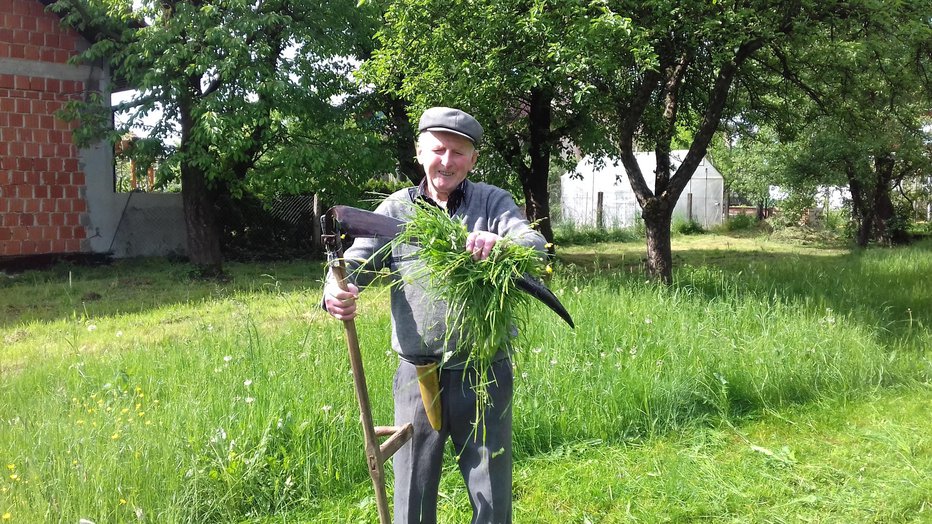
{"left": 392, "top": 201, "right": 545, "bottom": 425}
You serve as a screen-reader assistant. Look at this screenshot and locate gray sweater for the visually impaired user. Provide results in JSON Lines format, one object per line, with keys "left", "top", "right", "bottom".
{"left": 331, "top": 180, "right": 546, "bottom": 368}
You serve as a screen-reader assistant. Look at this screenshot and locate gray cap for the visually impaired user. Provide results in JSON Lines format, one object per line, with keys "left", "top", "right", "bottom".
{"left": 418, "top": 107, "right": 483, "bottom": 145}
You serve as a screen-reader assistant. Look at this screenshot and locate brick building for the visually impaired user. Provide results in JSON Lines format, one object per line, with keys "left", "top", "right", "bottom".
{"left": 0, "top": 0, "right": 94, "bottom": 257}
{"left": 0, "top": 0, "right": 185, "bottom": 265}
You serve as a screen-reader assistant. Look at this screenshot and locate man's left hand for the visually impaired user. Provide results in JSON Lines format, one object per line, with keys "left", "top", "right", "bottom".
{"left": 465, "top": 231, "right": 501, "bottom": 261}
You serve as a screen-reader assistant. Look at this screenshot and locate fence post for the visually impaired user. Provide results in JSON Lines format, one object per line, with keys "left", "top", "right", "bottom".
{"left": 596, "top": 191, "right": 604, "bottom": 230}
{"left": 311, "top": 193, "right": 323, "bottom": 257}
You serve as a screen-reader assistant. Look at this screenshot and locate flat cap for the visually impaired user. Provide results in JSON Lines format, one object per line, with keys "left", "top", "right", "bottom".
{"left": 418, "top": 107, "right": 483, "bottom": 145}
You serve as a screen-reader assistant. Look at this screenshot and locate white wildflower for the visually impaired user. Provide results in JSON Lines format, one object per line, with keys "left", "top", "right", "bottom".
{"left": 86, "top": 324, "right": 97, "bottom": 332}
{"left": 243, "top": 379, "right": 253, "bottom": 387}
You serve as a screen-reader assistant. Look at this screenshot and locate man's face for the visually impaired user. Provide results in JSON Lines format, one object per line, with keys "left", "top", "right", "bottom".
{"left": 416, "top": 130, "right": 478, "bottom": 203}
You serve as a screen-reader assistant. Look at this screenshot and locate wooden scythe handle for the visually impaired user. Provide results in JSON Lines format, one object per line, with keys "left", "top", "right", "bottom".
{"left": 331, "top": 259, "right": 412, "bottom": 524}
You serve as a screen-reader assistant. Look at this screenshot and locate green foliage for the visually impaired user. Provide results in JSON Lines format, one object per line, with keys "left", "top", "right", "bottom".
{"left": 553, "top": 221, "right": 642, "bottom": 246}
{"left": 769, "top": 190, "right": 816, "bottom": 230}
{"left": 710, "top": 127, "right": 785, "bottom": 209}
{"left": 672, "top": 218, "right": 705, "bottom": 236}
{"left": 720, "top": 214, "right": 756, "bottom": 232}
{"left": 909, "top": 221, "right": 932, "bottom": 238}
{"left": 52, "top": 0, "right": 392, "bottom": 201}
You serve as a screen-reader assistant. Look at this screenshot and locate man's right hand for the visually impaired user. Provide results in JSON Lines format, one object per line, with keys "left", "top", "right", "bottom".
{"left": 324, "top": 281, "right": 359, "bottom": 320}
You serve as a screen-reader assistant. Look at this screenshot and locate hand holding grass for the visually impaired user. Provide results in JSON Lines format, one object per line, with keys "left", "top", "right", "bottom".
{"left": 465, "top": 230, "right": 501, "bottom": 261}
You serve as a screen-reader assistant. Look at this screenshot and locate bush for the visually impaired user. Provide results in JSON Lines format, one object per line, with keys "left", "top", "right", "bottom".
{"left": 722, "top": 214, "right": 756, "bottom": 232}
{"left": 908, "top": 221, "right": 932, "bottom": 238}
{"left": 673, "top": 218, "right": 705, "bottom": 236}
{"left": 553, "top": 220, "right": 641, "bottom": 245}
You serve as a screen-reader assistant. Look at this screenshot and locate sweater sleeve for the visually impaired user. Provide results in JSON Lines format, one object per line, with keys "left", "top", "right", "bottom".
{"left": 486, "top": 187, "right": 547, "bottom": 254}
{"left": 322, "top": 190, "right": 411, "bottom": 295}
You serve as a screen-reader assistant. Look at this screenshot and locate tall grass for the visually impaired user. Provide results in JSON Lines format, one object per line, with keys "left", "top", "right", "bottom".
{"left": 0, "top": 240, "right": 929, "bottom": 522}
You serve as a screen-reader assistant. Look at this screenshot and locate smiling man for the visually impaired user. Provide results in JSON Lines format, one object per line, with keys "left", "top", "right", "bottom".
{"left": 323, "top": 107, "right": 545, "bottom": 523}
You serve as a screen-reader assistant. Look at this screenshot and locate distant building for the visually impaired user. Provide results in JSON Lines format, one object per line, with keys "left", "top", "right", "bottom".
{"left": 561, "top": 151, "right": 725, "bottom": 228}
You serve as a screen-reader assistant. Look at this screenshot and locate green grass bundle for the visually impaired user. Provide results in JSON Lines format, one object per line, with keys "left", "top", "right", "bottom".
{"left": 392, "top": 201, "right": 545, "bottom": 423}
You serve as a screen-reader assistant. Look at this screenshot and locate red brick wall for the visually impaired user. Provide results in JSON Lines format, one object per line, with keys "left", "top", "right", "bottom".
{"left": 0, "top": 0, "right": 89, "bottom": 256}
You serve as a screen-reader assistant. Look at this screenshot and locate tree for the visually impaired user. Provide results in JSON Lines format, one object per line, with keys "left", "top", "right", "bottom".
{"left": 724, "top": 0, "right": 932, "bottom": 246}
{"left": 53, "top": 0, "right": 390, "bottom": 275}
{"left": 710, "top": 127, "right": 784, "bottom": 220}
{"left": 573, "top": 1, "right": 856, "bottom": 282}
{"left": 359, "top": 0, "right": 633, "bottom": 247}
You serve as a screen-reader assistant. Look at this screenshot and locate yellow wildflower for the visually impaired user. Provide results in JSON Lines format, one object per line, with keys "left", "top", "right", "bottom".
{"left": 9, "top": 474, "right": 18, "bottom": 481}
{"left": 111, "top": 433, "right": 120, "bottom": 440}
{"left": 5, "top": 465, "right": 13, "bottom": 471}
{"left": 2, "top": 512, "right": 10, "bottom": 520}
{"left": 545, "top": 265, "right": 553, "bottom": 274}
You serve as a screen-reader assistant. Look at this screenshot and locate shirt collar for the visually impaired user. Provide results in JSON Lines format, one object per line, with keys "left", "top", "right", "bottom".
{"left": 416, "top": 178, "right": 469, "bottom": 215}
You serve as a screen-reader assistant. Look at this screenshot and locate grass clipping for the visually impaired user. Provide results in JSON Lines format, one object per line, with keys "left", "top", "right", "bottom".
{"left": 392, "top": 201, "right": 545, "bottom": 427}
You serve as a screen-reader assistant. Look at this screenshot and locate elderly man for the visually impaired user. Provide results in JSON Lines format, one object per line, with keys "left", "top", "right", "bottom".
{"left": 324, "top": 107, "right": 545, "bottom": 523}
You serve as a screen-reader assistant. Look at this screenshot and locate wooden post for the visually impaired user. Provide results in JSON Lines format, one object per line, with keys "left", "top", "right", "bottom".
{"left": 687, "top": 193, "right": 694, "bottom": 222}
{"left": 321, "top": 218, "right": 413, "bottom": 524}
{"left": 311, "top": 194, "right": 323, "bottom": 258}
{"left": 596, "top": 191, "right": 604, "bottom": 230}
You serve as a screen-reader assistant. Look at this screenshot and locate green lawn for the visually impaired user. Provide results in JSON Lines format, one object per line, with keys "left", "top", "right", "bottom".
{"left": 1, "top": 234, "right": 929, "bottom": 522}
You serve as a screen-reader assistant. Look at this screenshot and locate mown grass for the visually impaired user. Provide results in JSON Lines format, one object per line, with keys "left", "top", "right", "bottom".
{"left": 0, "top": 235, "right": 930, "bottom": 522}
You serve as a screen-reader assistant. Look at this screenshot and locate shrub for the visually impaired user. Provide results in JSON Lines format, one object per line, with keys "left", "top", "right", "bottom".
{"left": 722, "top": 214, "right": 755, "bottom": 232}
{"left": 553, "top": 220, "right": 641, "bottom": 245}
{"left": 673, "top": 218, "right": 705, "bottom": 236}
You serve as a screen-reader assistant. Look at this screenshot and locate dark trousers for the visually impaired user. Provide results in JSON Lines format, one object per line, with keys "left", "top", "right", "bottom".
{"left": 392, "top": 358, "right": 513, "bottom": 524}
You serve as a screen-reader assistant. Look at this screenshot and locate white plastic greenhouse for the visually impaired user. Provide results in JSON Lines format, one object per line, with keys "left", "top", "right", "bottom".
{"left": 560, "top": 150, "right": 725, "bottom": 228}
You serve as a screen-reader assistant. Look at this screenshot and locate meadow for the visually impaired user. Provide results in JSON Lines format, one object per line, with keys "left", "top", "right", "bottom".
{"left": 0, "top": 234, "right": 929, "bottom": 523}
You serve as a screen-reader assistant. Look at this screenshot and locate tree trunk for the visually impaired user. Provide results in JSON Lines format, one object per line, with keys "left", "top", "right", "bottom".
{"left": 387, "top": 94, "right": 420, "bottom": 184}
{"left": 181, "top": 164, "right": 224, "bottom": 277}
{"left": 524, "top": 88, "right": 555, "bottom": 250}
{"left": 179, "top": 94, "right": 225, "bottom": 278}
{"left": 872, "top": 153, "right": 907, "bottom": 245}
{"left": 848, "top": 170, "right": 872, "bottom": 247}
{"left": 642, "top": 198, "right": 674, "bottom": 284}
